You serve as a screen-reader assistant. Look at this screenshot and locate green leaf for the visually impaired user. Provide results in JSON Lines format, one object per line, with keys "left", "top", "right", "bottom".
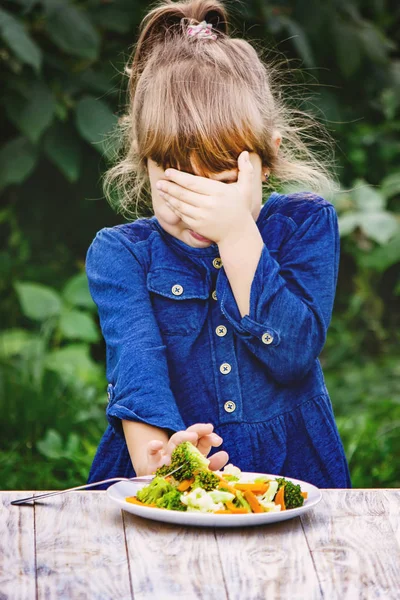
{"left": 45, "top": 344, "right": 102, "bottom": 385}
{"left": 361, "top": 234, "right": 400, "bottom": 272}
{"left": 358, "top": 212, "right": 399, "bottom": 245}
{"left": 338, "top": 213, "right": 360, "bottom": 237}
{"left": 59, "top": 310, "right": 100, "bottom": 342}
{"left": 334, "top": 21, "right": 362, "bottom": 78}
{"left": 0, "top": 328, "right": 37, "bottom": 357}
{"left": 381, "top": 173, "right": 400, "bottom": 199}
{"left": 36, "top": 429, "right": 64, "bottom": 459}
{"left": 62, "top": 272, "right": 95, "bottom": 309}
{"left": 75, "top": 96, "right": 118, "bottom": 159}
{"left": 6, "top": 81, "right": 55, "bottom": 143}
{"left": 358, "top": 22, "right": 394, "bottom": 65}
{"left": 352, "top": 179, "right": 385, "bottom": 212}
{"left": 44, "top": 2, "right": 100, "bottom": 60}
{"left": 0, "top": 137, "right": 37, "bottom": 190}
{"left": 14, "top": 281, "right": 63, "bottom": 321}
{"left": 43, "top": 121, "right": 82, "bottom": 183}
{"left": 278, "top": 16, "right": 314, "bottom": 67}
{"left": 92, "top": 6, "right": 136, "bottom": 34}
{"left": 0, "top": 8, "right": 42, "bottom": 72}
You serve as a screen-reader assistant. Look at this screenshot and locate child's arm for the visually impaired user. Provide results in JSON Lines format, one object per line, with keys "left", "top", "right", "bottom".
{"left": 216, "top": 200, "right": 339, "bottom": 384}
{"left": 85, "top": 227, "right": 187, "bottom": 439}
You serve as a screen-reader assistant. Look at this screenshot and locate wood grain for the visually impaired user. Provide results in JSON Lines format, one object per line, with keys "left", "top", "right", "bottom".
{"left": 0, "top": 492, "right": 36, "bottom": 600}
{"left": 34, "top": 491, "right": 132, "bottom": 600}
{"left": 216, "top": 517, "right": 322, "bottom": 600}
{"left": 1, "top": 489, "right": 400, "bottom": 600}
{"left": 123, "top": 511, "right": 228, "bottom": 599}
{"left": 301, "top": 490, "right": 400, "bottom": 600}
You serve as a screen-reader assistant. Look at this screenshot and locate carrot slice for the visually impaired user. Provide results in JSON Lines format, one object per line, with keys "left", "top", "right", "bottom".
{"left": 213, "top": 509, "right": 232, "bottom": 514}
{"left": 243, "top": 490, "right": 264, "bottom": 513}
{"left": 234, "top": 483, "right": 269, "bottom": 494}
{"left": 226, "top": 501, "right": 249, "bottom": 514}
{"left": 301, "top": 491, "right": 308, "bottom": 499}
{"left": 218, "top": 480, "right": 237, "bottom": 495}
{"left": 177, "top": 478, "right": 195, "bottom": 491}
{"left": 274, "top": 486, "right": 286, "bottom": 510}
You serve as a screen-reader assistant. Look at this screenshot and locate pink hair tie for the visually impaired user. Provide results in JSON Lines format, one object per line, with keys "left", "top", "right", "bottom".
{"left": 187, "top": 20, "right": 217, "bottom": 40}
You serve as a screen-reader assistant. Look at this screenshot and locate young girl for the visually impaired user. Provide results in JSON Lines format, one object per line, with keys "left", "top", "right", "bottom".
{"left": 85, "top": 0, "right": 352, "bottom": 490}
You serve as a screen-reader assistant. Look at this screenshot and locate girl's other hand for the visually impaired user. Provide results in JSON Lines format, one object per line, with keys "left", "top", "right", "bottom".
{"left": 146, "top": 423, "right": 229, "bottom": 475}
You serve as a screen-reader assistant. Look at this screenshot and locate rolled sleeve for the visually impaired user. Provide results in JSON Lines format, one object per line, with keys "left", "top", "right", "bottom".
{"left": 86, "top": 228, "right": 186, "bottom": 438}
{"left": 216, "top": 206, "right": 339, "bottom": 384}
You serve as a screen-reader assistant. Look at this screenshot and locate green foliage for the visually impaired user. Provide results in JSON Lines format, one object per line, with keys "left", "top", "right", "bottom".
{"left": 0, "top": 0, "right": 399, "bottom": 490}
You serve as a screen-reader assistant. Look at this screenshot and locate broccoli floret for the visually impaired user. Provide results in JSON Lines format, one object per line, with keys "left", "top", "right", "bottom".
{"left": 136, "top": 477, "right": 175, "bottom": 505}
{"left": 169, "top": 441, "right": 210, "bottom": 481}
{"left": 192, "top": 469, "right": 220, "bottom": 491}
{"left": 156, "top": 489, "right": 187, "bottom": 511}
{"left": 276, "top": 477, "right": 304, "bottom": 509}
{"left": 154, "top": 463, "right": 174, "bottom": 478}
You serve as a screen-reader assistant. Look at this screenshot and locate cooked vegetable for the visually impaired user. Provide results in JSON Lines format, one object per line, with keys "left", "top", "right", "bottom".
{"left": 275, "top": 477, "right": 305, "bottom": 509}
{"left": 156, "top": 489, "right": 187, "bottom": 511}
{"left": 136, "top": 476, "right": 174, "bottom": 505}
{"left": 243, "top": 490, "right": 264, "bottom": 513}
{"left": 127, "top": 442, "right": 308, "bottom": 515}
{"left": 233, "top": 490, "right": 252, "bottom": 512}
{"left": 274, "top": 485, "right": 286, "bottom": 510}
{"left": 192, "top": 469, "right": 221, "bottom": 491}
{"left": 169, "top": 441, "right": 210, "bottom": 481}
{"left": 234, "top": 483, "right": 269, "bottom": 494}
{"left": 218, "top": 480, "right": 237, "bottom": 495}
{"left": 154, "top": 463, "right": 174, "bottom": 477}
{"left": 177, "top": 478, "right": 195, "bottom": 492}
{"left": 180, "top": 487, "right": 224, "bottom": 512}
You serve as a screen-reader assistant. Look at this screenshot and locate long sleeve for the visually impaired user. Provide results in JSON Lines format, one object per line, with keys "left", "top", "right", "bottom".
{"left": 216, "top": 205, "right": 339, "bottom": 384}
{"left": 85, "top": 227, "right": 186, "bottom": 438}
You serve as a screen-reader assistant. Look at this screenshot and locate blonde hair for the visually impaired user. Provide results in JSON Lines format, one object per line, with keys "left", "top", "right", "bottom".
{"left": 104, "top": 0, "right": 337, "bottom": 219}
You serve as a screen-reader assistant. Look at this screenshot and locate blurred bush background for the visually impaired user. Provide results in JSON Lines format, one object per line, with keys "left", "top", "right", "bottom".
{"left": 1, "top": 0, "right": 399, "bottom": 489}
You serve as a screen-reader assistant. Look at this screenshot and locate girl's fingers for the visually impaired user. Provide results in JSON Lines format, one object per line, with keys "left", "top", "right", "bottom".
{"left": 196, "top": 432, "right": 223, "bottom": 457}
{"left": 208, "top": 450, "right": 230, "bottom": 471}
{"left": 164, "top": 430, "right": 199, "bottom": 461}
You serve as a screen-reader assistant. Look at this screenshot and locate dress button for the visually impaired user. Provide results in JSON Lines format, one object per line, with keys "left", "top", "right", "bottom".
{"left": 215, "top": 325, "right": 227, "bottom": 337}
{"left": 224, "top": 400, "right": 236, "bottom": 413}
{"left": 220, "top": 362, "right": 232, "bottom": 374}
{"left": 212, "top": 290, "right": 218, "bottom": 301}
{"left": 262, "top": 332, "right": 274, "bottom": 345}
{"left": 212, "top": 257, "right": 222, "bottom": 269}
{"left": 172, "top": 284, "right": 183, "bottom": 296}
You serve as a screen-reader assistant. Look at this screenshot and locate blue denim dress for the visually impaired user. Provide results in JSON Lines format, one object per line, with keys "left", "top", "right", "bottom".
{"left": 85, "top": 191, "right": 352, "bottom": 490}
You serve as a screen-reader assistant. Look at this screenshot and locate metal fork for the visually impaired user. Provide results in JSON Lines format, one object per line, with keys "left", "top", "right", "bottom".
{"left": 10, "top": 465, "right": 184, "bottom": 506}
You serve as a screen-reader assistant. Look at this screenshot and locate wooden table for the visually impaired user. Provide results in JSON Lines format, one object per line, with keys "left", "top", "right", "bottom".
{"left": 1, "top": 489, "right": 399, "bottom": 599}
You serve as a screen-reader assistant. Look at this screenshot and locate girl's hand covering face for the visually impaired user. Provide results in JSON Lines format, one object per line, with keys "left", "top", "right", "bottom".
{"left": 146, "top": 423, "right": 229, "bottom": 474}
{"left": 155, "top": 150, "right": 256, "bottom": 244}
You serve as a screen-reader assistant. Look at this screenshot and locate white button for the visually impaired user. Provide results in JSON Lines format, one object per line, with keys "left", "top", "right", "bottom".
{"left": 262, "top": 332, "right": 274, "bottom": 344}
{"left": 216, "top": 325, "right": 227, "bottom": 337}
{"left": 212, "top": 290, "right": 218, "bottom": 301}
{"left": 220, "top": 362, "right": 231, "bottom": 374}
{"left": 172, "top": 284, "right": 183, "bottom": 296}
{"left": 213, "top": 257, "right": 222, "bottom": 269}
{"left": 224, "top": 401, "right": 236, "bottom": 413}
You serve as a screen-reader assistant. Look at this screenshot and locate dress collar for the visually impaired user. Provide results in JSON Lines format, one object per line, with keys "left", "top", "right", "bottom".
{"left": 150, "top": 192, "right": 278, "bottom": 257}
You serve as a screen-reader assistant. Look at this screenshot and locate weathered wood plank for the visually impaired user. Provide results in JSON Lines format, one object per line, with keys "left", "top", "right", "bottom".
{"left": 301, "top": 490, "right": 400, "bottom": 600}
{"left": 0, "top": 492, "right": 36, "bottom": 600}
{"left": 382, "top": 489, "right": 400, "bottom": 549}
{"left": 216, "top": 517, "right": 321, "bottom": 600}
{"left": 122, "top": 511, "right": 228, "bottom": 599}
{"left": 34, "top": 491, "right": 132, "bottom": 600}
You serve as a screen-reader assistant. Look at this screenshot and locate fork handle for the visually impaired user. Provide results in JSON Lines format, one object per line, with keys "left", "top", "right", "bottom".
{"left": 10, "top": 476, "right": 150, "bottom": 506}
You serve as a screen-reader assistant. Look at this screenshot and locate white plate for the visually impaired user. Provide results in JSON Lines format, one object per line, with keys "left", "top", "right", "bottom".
{"left": 107, "top": 472, "right": 322, "bottom": 528}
